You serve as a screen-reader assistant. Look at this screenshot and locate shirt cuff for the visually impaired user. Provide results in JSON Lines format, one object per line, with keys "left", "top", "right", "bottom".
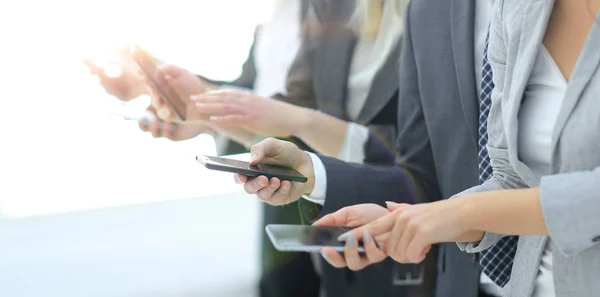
{"left": 302, "top": 152, "right": 327, "bottom": 205}
{"left": 338, "top": 123, "right": 370, "bottom": 163}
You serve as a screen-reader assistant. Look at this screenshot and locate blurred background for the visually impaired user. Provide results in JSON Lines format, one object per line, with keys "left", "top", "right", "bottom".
{"left": 0, "top": 0, "right": 277, "bottom": 296}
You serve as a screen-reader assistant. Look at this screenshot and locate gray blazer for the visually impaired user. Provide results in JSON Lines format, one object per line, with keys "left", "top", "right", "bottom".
{"left": 457, "top": 1, "right": 600, "bottom": 296}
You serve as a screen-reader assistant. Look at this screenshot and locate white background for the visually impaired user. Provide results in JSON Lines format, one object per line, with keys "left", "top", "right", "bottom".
{"left": 0, "top": 1, "right": 277, "bottom": 296}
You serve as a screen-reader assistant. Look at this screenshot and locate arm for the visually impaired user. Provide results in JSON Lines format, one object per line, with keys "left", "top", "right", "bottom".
{"left": 454, "top": 1, "right": 530, "bottom": 252}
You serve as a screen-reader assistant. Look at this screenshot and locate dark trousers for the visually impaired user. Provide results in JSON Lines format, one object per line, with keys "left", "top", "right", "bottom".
{"left": 259, "top": 202, "right": 320, "bottom": 297}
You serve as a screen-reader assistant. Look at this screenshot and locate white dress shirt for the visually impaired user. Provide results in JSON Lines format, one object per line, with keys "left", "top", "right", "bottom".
{"left": 519, "top": 46, "right": 564, "bottom": 297}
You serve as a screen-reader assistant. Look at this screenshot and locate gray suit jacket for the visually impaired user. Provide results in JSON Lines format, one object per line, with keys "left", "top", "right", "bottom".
{"left": 457, "top": 1, "right": 600, "bottom": 296}
{"left": 316, "top": 0, "right": 485, "bottom": 296}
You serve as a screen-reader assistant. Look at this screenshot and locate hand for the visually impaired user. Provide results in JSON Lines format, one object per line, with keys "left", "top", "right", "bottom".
{"left": 147, "top": 64, "right": 215, "bottom": 123}
{"left": 313, "top": 203, "right": 403, "bottom": 270}
{"left": 191, "top": 90, "right": 311, "bottom": 137}
{"left": 138, "top": 109, "right": 215, "bottom": 141}
{"left": 339, "top": 200, "right": 484, "bottom": 264}
{"left": 84, "top": 45, "right": 146, "bottom": 101}
{"left": 234, "top": 138, "right": 315, "bottom": 205}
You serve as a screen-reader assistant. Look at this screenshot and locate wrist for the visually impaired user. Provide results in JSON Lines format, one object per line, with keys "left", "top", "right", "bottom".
{"left": 455, "top": 194, "right": 479, "bottom": 232}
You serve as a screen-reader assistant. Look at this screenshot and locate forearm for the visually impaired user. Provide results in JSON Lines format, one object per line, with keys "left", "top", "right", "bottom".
{"left": 460, "top": 188, "right": 548, "bottom": 236}
{"left": 294, "top": 109, "right": 349, "bottom": 157}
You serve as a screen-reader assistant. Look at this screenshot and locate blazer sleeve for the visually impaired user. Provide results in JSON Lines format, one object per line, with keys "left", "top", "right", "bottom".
{"left": 540, "top": 169, "right": 600, "bottom": 255}
{"left": 315, "top": 1, "right": 439, "bottom": 216}
{"left": 455, "top": 1, "right": 529, "bottom": 253}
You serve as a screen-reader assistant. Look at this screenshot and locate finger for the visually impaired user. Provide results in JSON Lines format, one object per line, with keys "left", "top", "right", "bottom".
{"left": 386, "top": 202, "right": 411, "bottom": 212}
{"left": 149, "top": 118, "right": 162, "bottom": 138}
{"left": 338, "top": 213, "right": 396, "bottom": 242}
{"left": 267, "top": 180, "right": 293, "bottom": 205}
{"left": 313, "top": 208, "right": 350, "bottom": 227}
{"left": 389, "top": 215, "right": 411, "bottom": 262}
{"left": 83, "top": 58, "right": 104, "bottom": 76}
{"left": 156, "top": 64, "right": 185, "bottom": 80}
{"left": 194, "top": 102, "right": 246, "bottom": 116}
{"left": 406, "top": 234, "right": 430, "bottom": 264}
{"left": 243, "top": 175, "right": 270, "bottom": 194}
{"left": 320, "top": 247, "right": 348, "bottom": 268}
{"left": 157, "top": 106, "right": 175, "bottom": 121}
{"left": 363, "top": 230, "right": 388, "bottom": 264}
{"left": 165, "top": 122, "right": 178, "bottom": 138}
{"left": 209, "top": 114, "right": 252, "bottom": 127}
{"left": 343, "top": 234, "right": 366, "bottom": 271}
{"left": 255, "top": 177, "right": 281, "bottom": 202}
{"left": 190, "top": 90, "right": 244, "bottom": 103}
{"left": 138, "top": 117, "right": 150, "bottom": 132}
{"left": 234, "top": 174, "right": 248, "bottom": 184}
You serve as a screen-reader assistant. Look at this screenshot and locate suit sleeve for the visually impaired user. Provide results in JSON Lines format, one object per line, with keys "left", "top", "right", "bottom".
{"left": 316, "top": 1, "right": 441, "bottom": 216}
{"left": 455, "top": 1, "right": 530, "bottom": 253}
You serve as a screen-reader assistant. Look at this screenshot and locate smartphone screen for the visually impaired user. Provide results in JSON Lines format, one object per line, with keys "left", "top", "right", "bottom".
{"left": 197, "top": 155, "right": 308, "bottom": 183}
{"left": 266, "top": 224, "right": 365, "bottom": 253}
{"left": 129, "top": 44, "right": 187, "bottom": 121}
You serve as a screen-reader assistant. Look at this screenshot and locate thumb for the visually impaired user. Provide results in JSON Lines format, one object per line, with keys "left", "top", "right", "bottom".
{"left": 313, "top": 209, "right": 348, "bottom": 227}
{"left": 156, "top": 64, "right": 185, "bottom": 80}
{"left": 249, "top": 143, "right": 266, "bottom": 165}
{"left": 250, "top": 138, "right": 282, "bottom": 165}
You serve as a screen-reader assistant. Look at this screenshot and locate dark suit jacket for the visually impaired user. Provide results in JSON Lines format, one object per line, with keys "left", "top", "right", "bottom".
{"left": 315, "top": 0, "right": 484, "bottom": 297}
{"left": 286, "top": 1, "right": 431, "bottom": 297}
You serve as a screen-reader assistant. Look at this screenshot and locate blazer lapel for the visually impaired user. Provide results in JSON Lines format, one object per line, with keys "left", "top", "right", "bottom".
{"left": 314, "top": 32, "right": 355, "bottom": 120}
{"left": 357, "top": 40, "right": 402, "bottom": 123}
{"left": 451, "top": 0, "right": 478, "bottom": 147}
{"left": 551, "top": 19, "right": 600, "bottom": 152}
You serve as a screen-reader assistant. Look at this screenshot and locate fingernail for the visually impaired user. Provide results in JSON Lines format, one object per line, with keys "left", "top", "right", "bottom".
{"left": 196, "top": 102, "right": 205, "bottom": 107}
{"left": 258, "top": 178, "right": 268, "bottom": 187}
{"left": 346, "top": 235, "right": 355, "bottom": 249}
{"left": 321, "top": 251, "right": 329, "bottom": 260}
{"left": 234, "top": 175, "right": 242, "bottom": 184}
{"left": 250, "top": 153, "right": 258, "bottom": 162}
{"left": 338, "top": 232, "right": 351, "bottom": 242}
{"left": 210, "top": 116, "right": 221, "bottom": 120}
{"left": 139, "top": 118, "right": 149, "bottom": 129}
{"left": 385, "top": 201, "right": 398, "bottom": 206}
{"left": 190, "top": 94, "right": 201, "bottom": 100}
{"left": 363, "top": 230, "right": 371, "bottom": 245}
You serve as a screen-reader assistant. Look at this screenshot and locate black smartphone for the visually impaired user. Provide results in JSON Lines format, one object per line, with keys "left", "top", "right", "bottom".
{"left": 196, "top": 155, "right": 308, "bottom": 183}
{"left": 265, "top": 224, "right": 365, "bottom": 253}
{"left": 129, "top": 44, "right": 187, "bottom": 121}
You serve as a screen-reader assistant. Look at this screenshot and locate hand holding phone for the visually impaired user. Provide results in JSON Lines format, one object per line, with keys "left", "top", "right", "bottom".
{"left": 129, "top": 44, "right": 188, "bottom": 121}
{"left": 197, "top": 155, "right": 308, "bottom": 183}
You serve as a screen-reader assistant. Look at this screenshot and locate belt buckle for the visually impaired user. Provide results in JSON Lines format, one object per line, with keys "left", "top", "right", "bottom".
{"left": 393, "top": 263, "right": 424, "bottom": 286}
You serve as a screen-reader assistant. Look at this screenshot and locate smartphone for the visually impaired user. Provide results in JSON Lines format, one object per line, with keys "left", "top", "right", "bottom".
{"left": 129, "top": 44, "right": 187, "bottom": 121}
{"left": 196, "top": 155, "right": 308, "bottom": 183}
{"left": 265, "top": 224, "right": 365, "bottom": 253}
